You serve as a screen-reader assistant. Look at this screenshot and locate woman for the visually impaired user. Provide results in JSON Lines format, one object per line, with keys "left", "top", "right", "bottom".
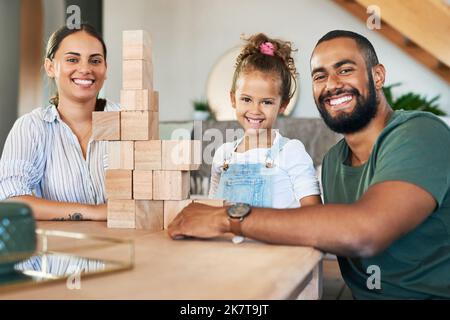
{"left": 0, "top": 24, "right": 118, "bottom": 220}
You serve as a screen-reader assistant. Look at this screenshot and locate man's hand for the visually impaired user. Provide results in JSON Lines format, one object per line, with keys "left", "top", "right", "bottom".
{"left": 168, "top": 203, "right": 230, "bottom": 239}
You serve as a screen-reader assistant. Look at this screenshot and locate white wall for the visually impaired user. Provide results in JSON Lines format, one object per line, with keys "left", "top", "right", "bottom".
{"left": 103, "top": 0, "right": 450, "bottom": 121}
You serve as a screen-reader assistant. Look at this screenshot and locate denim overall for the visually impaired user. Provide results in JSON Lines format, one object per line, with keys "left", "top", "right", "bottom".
{"left": 216, "top": 136, "right": 289, "bottom": 208}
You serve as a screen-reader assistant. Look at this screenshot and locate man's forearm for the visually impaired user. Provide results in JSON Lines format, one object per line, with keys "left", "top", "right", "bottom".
{"left": 240, "top": 203, "right": 374, "bottom": 257}
{"left": 8, "top": 195, "right": 105, "bottom": 221}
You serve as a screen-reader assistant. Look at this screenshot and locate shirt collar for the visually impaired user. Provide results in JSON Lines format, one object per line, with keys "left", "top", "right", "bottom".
{"left": 272, "top": 130, "right": 281, "bottom": 145}
{"left": 42, "top": 100, "right": 118, "bottom": 123}
{"left": 42, "top": 104, "right": 62, "bottom": 123}
{"left": 233, "top": 129, "right": 282, "bottom": 150}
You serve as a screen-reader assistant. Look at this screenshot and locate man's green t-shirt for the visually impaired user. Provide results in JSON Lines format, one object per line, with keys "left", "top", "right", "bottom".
{"left": 321, "top": 110, "right": 450, "bottom": 299}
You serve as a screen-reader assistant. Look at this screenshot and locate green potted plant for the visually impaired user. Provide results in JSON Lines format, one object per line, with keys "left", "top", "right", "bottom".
{"left": 383, "top": 83, "right": 449, "bottom": 127}
{"left": 383, "top": 83, "right": 447, "bottom": 116}
{"left": 192, "top": 99, "right": 212, "bottom": 121}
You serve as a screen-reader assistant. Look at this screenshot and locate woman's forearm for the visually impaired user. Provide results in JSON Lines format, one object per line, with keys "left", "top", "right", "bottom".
{"left": 7, "top": 195, "right": 106, "bottom": 221}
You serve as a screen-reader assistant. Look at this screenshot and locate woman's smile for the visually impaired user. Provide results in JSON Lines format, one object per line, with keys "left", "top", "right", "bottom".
{"left": 71, "top": 77, "right": 96, "bottom": 88}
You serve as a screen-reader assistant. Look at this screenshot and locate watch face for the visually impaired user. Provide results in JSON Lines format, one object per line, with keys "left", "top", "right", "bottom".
{"left": 227, "top": 203, "right": 251, "bottom": 219}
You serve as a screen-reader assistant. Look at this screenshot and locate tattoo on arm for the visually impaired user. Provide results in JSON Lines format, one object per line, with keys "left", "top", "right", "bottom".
{"left": 51, "top": 212, "right": 90, "bottom": 221}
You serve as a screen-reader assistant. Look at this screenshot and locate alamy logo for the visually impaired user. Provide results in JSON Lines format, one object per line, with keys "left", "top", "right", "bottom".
{"left": 66, "top": 5, "right": 81, "bottom": 30}
{"left": 66, "top": 270, "right": 82, "bottom": 290}
{"left": 366, "top": 5, "right": 381, "bottom": 30}
{"left": 366, "top": 265, "right": 381, "bottom": 290}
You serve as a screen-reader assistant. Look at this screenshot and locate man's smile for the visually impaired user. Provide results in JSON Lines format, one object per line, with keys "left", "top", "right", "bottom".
{"left": 326, "top": 94, "right": 354, "bottom": 111}
{"left": 321, "top": 90, "right": 356, "bottom": 112}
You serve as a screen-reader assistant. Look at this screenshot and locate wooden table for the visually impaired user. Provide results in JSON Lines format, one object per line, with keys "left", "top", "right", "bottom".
{"left": 0, "top": 221, "right": 323, "bottom": 300}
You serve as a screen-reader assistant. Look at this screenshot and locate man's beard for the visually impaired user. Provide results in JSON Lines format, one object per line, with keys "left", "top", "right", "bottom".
{"left": 315, "top": 73, "right": 378, "bottom": 134}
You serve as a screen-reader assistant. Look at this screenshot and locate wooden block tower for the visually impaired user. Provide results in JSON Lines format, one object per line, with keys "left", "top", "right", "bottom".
{"left": 92, "top": 30, "right": 223, "bottom": 230}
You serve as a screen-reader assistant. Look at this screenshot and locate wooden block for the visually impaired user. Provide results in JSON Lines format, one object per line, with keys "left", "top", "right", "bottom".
{"left": 153, "top": 171, "right": 190, "bottom": 200}
{"left": 135, "top": 140, "right": 162, "bottom": 170}
{"left": 105, "top": 169, "right": 132, "bottom": 200}
{"left": 193, "top": 199, "right": 225, "bottom": 207}
{"left": 120, "top": 90, "right": 158, "bottom": 111}
{"left": 150, "top": 111, "right": 159, "bottom": 140}
{"left": 107, "top": 141, "right": 134, "bottom": 170}
{"left": 162, "top": 140, "right": 202, "bottom": 170}
{"left": 92, "top": 111, "right": 120, "bottom": 140}
{"left": 123, "top": 59, "right": 153, "bottom": 90}
{"left": 163, "top": 200, "right": 192, "bottom": 229}
{"left": 123, "top": 30, "right": 152, "bottom": 61}
{"left": 133, "top": 170, "right": 152, "bottom": 200}
{"left": 121, "top": 111, "right": 159, "bottom": 141}
{"left": 107, "top": 199, "right": 135, "bottom": 229}
{"left": 135, "top": 200, "right": 163, "bottom": 230}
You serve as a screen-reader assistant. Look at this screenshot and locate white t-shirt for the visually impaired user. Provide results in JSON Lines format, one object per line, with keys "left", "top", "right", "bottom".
{"left": 209, "top": 132, "right": 320, "bottom": 208}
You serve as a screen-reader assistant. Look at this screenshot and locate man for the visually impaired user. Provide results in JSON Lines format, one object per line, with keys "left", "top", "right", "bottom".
{"left": 169, "top": 30, "right": 450, "bottom": 299}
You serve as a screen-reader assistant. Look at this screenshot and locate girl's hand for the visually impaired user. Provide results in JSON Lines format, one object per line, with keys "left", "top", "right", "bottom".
{"left": 300, "top": 195, "right": 322, "bottom": 207}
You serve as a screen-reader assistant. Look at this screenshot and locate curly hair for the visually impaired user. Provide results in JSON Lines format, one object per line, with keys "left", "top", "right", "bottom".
{"left": 231, "top": 33, "right": 298, "bottom": 104}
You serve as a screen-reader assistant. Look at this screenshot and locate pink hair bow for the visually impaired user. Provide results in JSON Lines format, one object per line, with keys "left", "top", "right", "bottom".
{"left": 259, "top": 42, "right": 275, "bottom": 56}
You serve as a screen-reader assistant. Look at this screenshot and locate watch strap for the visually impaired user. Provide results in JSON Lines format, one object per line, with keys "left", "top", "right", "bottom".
{"left": 229, "top": 217, "right": 243, "bottom": 236}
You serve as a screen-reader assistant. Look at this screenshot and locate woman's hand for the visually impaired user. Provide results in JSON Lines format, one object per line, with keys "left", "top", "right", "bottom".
{"left": 168, "top": 203, "right": 230, "bottom": 240}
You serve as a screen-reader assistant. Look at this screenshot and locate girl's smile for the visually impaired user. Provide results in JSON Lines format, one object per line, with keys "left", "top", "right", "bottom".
{"left": 245, "top": 115, "right": 265, "bottom": 129}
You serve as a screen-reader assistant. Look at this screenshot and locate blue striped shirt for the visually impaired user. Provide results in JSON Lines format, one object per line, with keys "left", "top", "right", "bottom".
{"left": 0, "top": 102, "right": 120, "bottom": 204}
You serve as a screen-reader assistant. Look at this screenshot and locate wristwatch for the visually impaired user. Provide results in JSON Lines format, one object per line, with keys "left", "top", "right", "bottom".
{"left": 227, "top": 203, "right": 251, "bottom": 236}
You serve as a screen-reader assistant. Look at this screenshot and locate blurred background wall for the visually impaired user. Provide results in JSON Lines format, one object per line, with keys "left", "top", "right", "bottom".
{"left": 103, "top": 0, "right": 450, "bottom": 121}
{"left": 0, "top": 0, "right": 449, "bottom": 150}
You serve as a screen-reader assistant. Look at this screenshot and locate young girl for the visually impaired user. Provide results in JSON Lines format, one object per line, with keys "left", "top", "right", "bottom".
{"left": 209, "top": 33, "right": 321, "bottom": 208}
{"left": 0, "top": 24, "right": 118, "bottom": 220}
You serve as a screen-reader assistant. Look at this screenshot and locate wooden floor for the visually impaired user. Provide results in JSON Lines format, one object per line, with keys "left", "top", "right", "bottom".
{"left": 322, "top": 256, "right": 353, "bottom": 300}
